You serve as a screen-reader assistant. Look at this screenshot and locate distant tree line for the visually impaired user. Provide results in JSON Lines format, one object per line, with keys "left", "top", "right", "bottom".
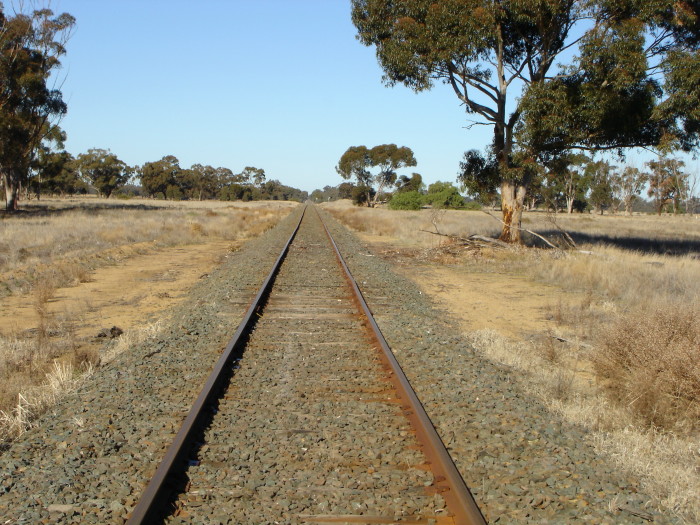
{"left": 332, "top": 142, "right": 698, "bottom": 215}
{"left": 461, "top": 150, "right": 699, "bottom": 215}
{"left": 22, "top": 149, "right": 308, "bottom": 203}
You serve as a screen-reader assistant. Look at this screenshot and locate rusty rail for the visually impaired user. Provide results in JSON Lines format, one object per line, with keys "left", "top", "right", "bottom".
{"left": 316, "top": 206, "right": 487, "bottom": 525}
{"left": 126, "top": 206, "right": 306, "bottom": 524}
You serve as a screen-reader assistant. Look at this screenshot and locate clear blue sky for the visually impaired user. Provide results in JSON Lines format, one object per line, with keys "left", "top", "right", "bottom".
{"left": 52, "top": 1, "right": 697, "bottom": 193}
{"left": 53, "top": 0, "right": 491, "bottom": 193}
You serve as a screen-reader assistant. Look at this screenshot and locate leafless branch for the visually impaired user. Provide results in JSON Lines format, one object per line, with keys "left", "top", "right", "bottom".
{"left": 481, "top": 210, "right": 562, "bottom": 250}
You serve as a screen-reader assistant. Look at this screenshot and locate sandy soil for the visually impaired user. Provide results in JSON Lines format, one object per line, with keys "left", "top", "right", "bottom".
{"left": 355, "top": 233, "right": 576, "bottom": 342}
{"left": 403, "top": 265, "right": 571, "bottom": 341}
{"left": 0, "top": 240, "right": 235, "bottom": 356}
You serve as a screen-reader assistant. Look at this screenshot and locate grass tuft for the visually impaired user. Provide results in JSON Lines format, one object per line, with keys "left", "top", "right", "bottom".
{"left": 594, "top": 303, "right": 700, "bottom": 432}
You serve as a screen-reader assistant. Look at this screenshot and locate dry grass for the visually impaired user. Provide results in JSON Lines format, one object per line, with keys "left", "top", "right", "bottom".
{"left": 0, "top": 197, "right": 296, "bottom": 447}
{"left": 595, "top": 304, "right": 700, "bottom": 433}
{"left": 324, "top": 200, "right": 700, "bottom": 521}
{"left": 0, "top": 197, "right": 297, "bottom": 296}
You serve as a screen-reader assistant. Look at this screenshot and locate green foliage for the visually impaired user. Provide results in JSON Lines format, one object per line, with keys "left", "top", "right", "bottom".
{"left": 585, "top": 160, "right": 617, "bottom": 214}
{"left": 458, "top": 150, "right": 499, "bottom": 205}
{"left": 0, "top": 6, "right": 75, "bottom": 209}
{"left": 259, "top": 179, "right": 308, "bottom": 202}
{"left": 336, "top": 146, "right": 371, "bottom": 185}
{"left": 395, "top": 173, "right": 423, "bottom": 193}
{"left": 218, "top": 179, "right": 307, "bottom": 203}
{"left": 351, "top": 184, "right": 374, "bottom": 206}
{"left": 219, "top": 183, "right": 255, "bottom": 202}
{"left": 29, "top": 149, "right": 85, "bottom": 197}
{"left": 424, "top": 181, "right": 465, "bottom": 209}
{"left": 338, "top": 182, "right": 354, "bottom": 199}
{"left": 337, "top": 144, "right": 417, "bottom": 206}
{"left": 389, "top": 190, "right": 423, "bottom": 210}
{"left": 646, "top": 156, "right": 688, "bottom": 214}
{"left": 310, "top": 185, "right": 341, "bottom": 203}
{"left": 74, "top": 148, "right": 131, "bottom": 198}
{"left": 139, "top": 155, "right": 181, "bottom": 198}
{"left": 165, "top": 184, "right": 184, "bottom": 201}
{"left": 237, "top": 166, "right": 266, "bottom": 187}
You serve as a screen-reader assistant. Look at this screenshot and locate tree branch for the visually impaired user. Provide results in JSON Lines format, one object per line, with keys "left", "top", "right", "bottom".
{"left": 481, "top": 210, "right": 562, "bottom": 250}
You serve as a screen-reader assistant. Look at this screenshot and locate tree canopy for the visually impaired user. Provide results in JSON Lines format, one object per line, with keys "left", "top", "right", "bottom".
{"left": 352, "top": 0, "right": 700, "bottom": 241}
{"left": 336, "top": 144, "right": 417, "bottom": 206}
{"left": 75, "top": 148, "right": 131, "bottom": 198}
{"left": 0, "top": 5, "right": 75, "bottom": 210}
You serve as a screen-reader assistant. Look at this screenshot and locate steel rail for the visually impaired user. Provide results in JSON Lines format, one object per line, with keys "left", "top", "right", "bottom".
{"left": 315, "top": 206, "right": 488, "bottom": 525}
{"left": 126, "top": 206, "right": 307, "bottom": 525}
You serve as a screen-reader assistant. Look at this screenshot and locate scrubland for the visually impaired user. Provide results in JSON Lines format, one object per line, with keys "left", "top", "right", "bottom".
{"left": 324, "top": 199, "right": 700, "bottom": 522}
{"left": 0, "top": 197, "right": 296, "bottom": 446}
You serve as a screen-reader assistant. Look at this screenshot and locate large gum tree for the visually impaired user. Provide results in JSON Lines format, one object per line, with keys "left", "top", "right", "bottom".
{"left": 0, "top": 5, "right": 74, "bottom": 210}
{"left": 351, "top": 0, "right": 699, "bottom": 242}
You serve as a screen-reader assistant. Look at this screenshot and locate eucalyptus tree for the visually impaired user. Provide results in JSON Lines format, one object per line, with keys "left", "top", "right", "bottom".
{"left": 352, "top": 0, "right": 699, "bottom": 241}
{"left": 547, "top": 154, "right": 590, "bottom": 214}
{"left": 395, "top": 173, "right": 423, "bottom": 193}
{"left": 585, "top": 160, "right": 617, "bottom": 214}
{"left": 0, "top": 5, "right": 75, "bottom": 210}
{"left": 139, "top": 155, "right": 181, "bottom": 198}
{"left": 336, "top": 145, "right": 373, "bottom": 206}
{"left": 75, "top": 148, "right": 131, "bottom": 198}
{"left": 30, "top": 148, "right": 80, "bottom": 198}
{"left": 189, "top": 163, "right": 220, "bottom": 200}
{"left": 646, "top": 156, "right": 688, "bottom": 214}
{"left": 238, "top": 166, "right": 266, "bottom": 187}
{"left": 368, "top": 144, "right": 417, "bottom": 206}
{"left": 337, "top": 144, "right": 416, "bottom": 206}
{"left": 614, "top": 166, "right": 648, "bottom": 215}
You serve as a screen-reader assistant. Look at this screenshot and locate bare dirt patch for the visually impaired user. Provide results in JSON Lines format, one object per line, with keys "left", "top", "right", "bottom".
{"left": 407, "top": 266, "right": 568, "bottom": 340}
{"left": 357, "top": 233, "right": 578, "bottom": 341}
{"left": 0, "top": 240, "right": 234, "bottom": 359}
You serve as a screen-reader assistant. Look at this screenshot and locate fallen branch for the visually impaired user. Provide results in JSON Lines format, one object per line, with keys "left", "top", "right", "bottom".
{"left": 549, "top": 334, "right": 592, "bottom": 349}
{"left": 481, "top": 210, "right": 561, "bottom": 250}
{"left": 544, "top": 214, "right": 577, "bottom": 249}
{"left": 419, "top": 229, "right": 510, "bottom": 248}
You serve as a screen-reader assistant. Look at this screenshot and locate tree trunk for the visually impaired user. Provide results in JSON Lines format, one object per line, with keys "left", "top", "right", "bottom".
{"left": 3, "top": 170, "right": 20, "bottom": 211}
{"left": 566, "top": 196, "right": 574, "bottom": 214}
{"left": 499, "top": 180, "right": 526, "bottom": 243}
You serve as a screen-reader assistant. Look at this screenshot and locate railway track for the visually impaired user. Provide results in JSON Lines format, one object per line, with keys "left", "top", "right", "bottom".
{"left": 127, "top": 206, "right": 486, "bottom": 525}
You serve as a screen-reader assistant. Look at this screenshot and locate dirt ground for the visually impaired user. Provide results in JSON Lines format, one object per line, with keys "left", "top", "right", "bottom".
{"left": 0, "top": 240, "right": 235, "bottom": 359}
{"left": 354, "top": 232, "right": 576, "bottom": 342}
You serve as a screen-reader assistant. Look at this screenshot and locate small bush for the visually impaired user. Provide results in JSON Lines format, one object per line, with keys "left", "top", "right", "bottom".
{"left": 351, "top": 185, "right": 375, "bottom": 206}
{"left": 593, "top": 303, "right": 700, "bottom": 432}
{"left": 389, "top": 190, "right": 423, "bottom": 210}
{"left": 464, "top": 200, "right": 482, "bottom": 210}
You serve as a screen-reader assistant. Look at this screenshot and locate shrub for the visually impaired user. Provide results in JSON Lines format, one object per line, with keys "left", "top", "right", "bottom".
{"left": 593, "top": 303, "right": 700, "bottom": 432}
{"left": 389, "top": 190, "right": 423, "bottom": 210}
{"left": 463, "top": 200, "right": 482, "bottom": 210}
{"left": 423, "top": 181, "right": 466, "bottom": 209}
{"left": 351, "top": 185, "right": 375, "bottom": 206}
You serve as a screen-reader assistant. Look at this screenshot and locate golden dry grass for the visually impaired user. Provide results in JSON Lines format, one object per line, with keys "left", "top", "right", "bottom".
{"left": 0, "top": 197, "right": 298, "bottom": 296}
{"left": 0, "top": 198, "right": 297, "bottom": 445}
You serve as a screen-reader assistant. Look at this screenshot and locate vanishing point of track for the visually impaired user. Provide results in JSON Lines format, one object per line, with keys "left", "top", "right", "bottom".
{"left": 126, "top": 205, "right": 486, "bottom": 525}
